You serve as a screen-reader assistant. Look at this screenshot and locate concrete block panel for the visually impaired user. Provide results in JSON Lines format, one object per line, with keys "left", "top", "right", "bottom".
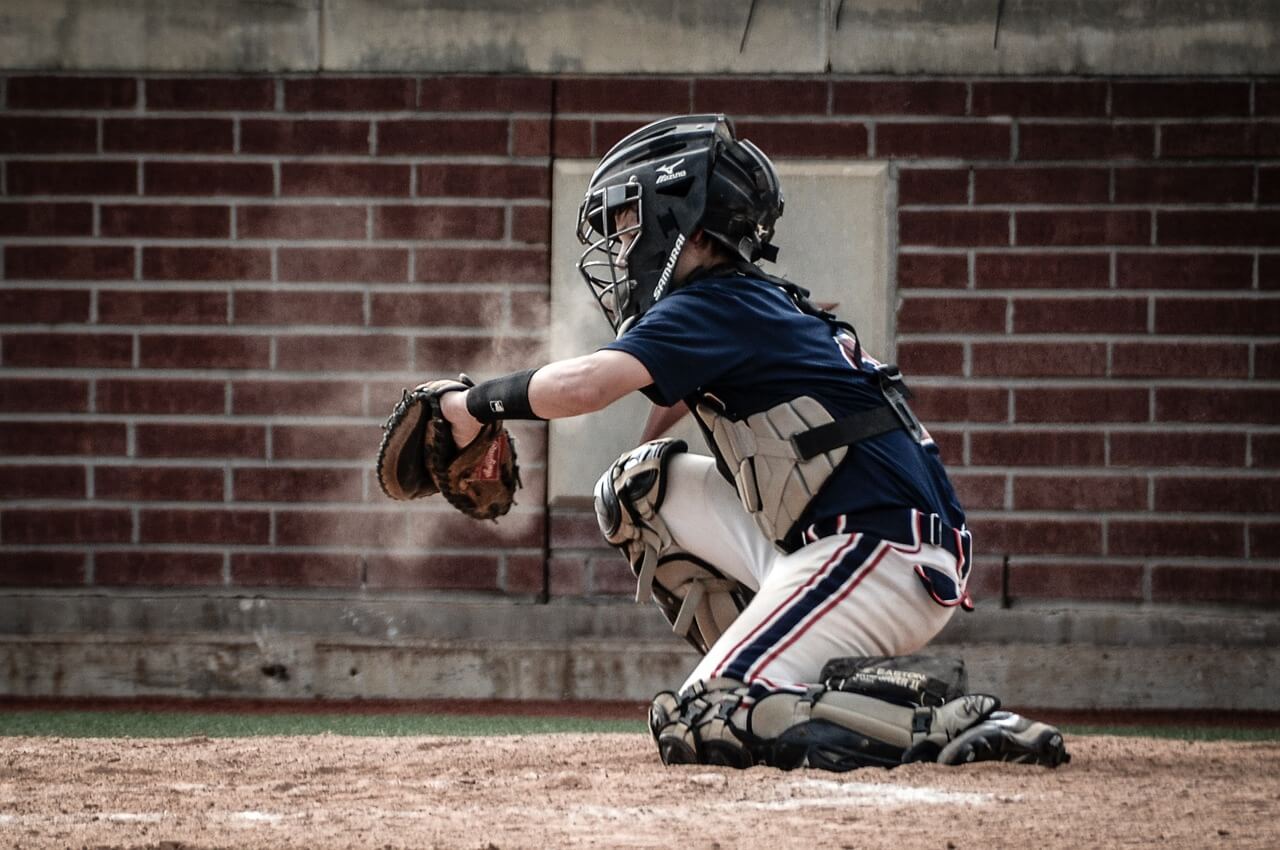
{"left": 830, "top": 0, "right": 1280, "bottom": 75}
{"left": 323, "top": 0, "right": 826, "bottom": 73}
{"left": 0, "top": 0, "right": 319, "bottom": 72}
{"left": 548, "top": 157, "right": 890, "bottom": 504}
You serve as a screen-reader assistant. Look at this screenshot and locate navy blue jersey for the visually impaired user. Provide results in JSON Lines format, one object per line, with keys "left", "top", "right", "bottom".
{"left": 604, "top": 273, "right": 966, "bottom": 539}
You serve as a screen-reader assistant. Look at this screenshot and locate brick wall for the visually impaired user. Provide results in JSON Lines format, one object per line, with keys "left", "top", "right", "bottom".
{"left": 2, "top": 75, "right": 1276, "bottom": 608}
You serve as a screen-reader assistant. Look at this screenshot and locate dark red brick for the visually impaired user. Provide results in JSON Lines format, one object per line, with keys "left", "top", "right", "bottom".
{"left": 0, "top": 203, "right": 93, "bottom": 236}
{"left": 947, "top": 472, "right": 1005, "bottom": 510}
{"left": 1013, "top": 297, "right": 1147, "bottom": 334}
{"left": 285, "top": 77, "right": 415, "bottom": 111}
{"left": 897, "top": 169, "right": 969, "bottom": 205}
{"left": 140, "top": 508, "right": 269, "bottom": 545}
{"left": 552, "top": 119, "right": 592, "bottom": 156}
{"left": 134, "top": 423, "right": 265, "bottom": 459}
{"left": 146, "top": 78, "right": 276, "bottom": 111}
{"left": 104, "top": 118, "right": 233, "bottom": 153}
{"left": 898, "top": 296, "right": 1005, "bottom": 334}
{"left": 7, "top": 160, "right": 138, "bottom": 196}
{"left": 419, "top": 76, "right": 552, "bottom": 111}
{"left": 1014, "top": 474, "right": 1147, "bottom": 511}
{"left": 974, "top": 168, "right": 1108, "bottom": 205}
{"left": 145, "top": 162, "right": 273, "bottom": 197}
{"left": 280, "top": 162, "right": 410, "bottom": 198}
{"left": 0, "top": 117, "right": 96, "bottom": 153}
{"left": 231, "top": 380, "right": 364, "bottom": 416}
{"left": 230, "top": 553, "right": 361, "bottom": 589}
{"left": 1262, "top": 83, "right": 1280, "bottom": 116}
{"left": 138, "top": 335, "right": 270, "bottom": 370}
{"left": 2, "top": 508, "right": 131, "bottom": 544}
{"left": 897, "top": 254, "right": 968, "bottom": 289}
{"left": 240, "top": 119, "right": 371, "bottom": 155}
{"left": 971, "top": 342, "right": 1106, "bottom": 377}
{"left": 1155, "top": 297, "right": 1280, "bottom": 336}
{"left": 1161, "top": 123, "right": 1279, "bottom": 159}
{"left": 506, "top": 555, "right": 546, "bottom": 595}
{"left": 970, "top": 518, "right": 1103, "bottom": 556}
{"left": 555, "top": 78, "right": 689, "bottom": 114}
{"left": 693, "top": 79, "right": 828, "bottom": 116}
{"left": 1255, "top": 434, "right": 1280, "bottom": 467}
{"left": 895, "top": 342, "right": 964, "bottom": 377}
{"left": 96, "top": 466, "right": 225, "bottom": 502}
{"left": 0, "top": 552, "right": 86, "bottom": 587}
{"left": 4, "top": 245, "right": 134, "bottom": 280}
{"left": 909, "top": 386, "right": 1008, "bottom": 423}
{"left": 417, "top": 164, "right": 548, "bottom": 199}
{"left": 512, "top": 118, "right": 550, "bottom": 156}
{"left": 97, "top": 379, "right": 224, "bottom": 415}
{"left": 0, "top": 378, "right": 87, "bottom": 413}
{"left": 1114, "top": 166, "right": 1253, "bottom": 204}
{"left": 1151, "top": 565, "right": 1279, "bottom": 605}
{"left": 1116, "top": 253, "right": 1253, "bottom": 290}
{"left": 969, "top": 430, "right": 1105, "bottom": 467}
{"left": 407, "top": 509, "right": 542, "bottom": 549}
{"left": 1019, "top": 123, "right": 1154, "bottom": 160}
{"left": 0, "top": 421, "right": 126, "bottom": 457}
{"left": 899, "top": 211, "right": 1008, "bottom": 247}
{"left": 1265, "top": 255, "right": 1280, "bottom": 290}
{"left": 0, "top": 286, "right": 90, "bottom": 323}
{"left": 971, "top": 82, "right": 1106, "bottom": 117}
{"left": 1262, "top": 167, "right": 1280, "bottom": 204}
{"left": 275, "top": 335, "right": 410, "bottom": 371}
{"left": 369, "top": 291, "right": 504, "bottom": 328}
{"left": 143, "top": 246, "right": 270, "bottom": 281}
{"left": 101, "top": 204, "right": 230, "bottom": 238}
{"left": 232, "top": 290, "right": 364, "bottom": 326}
{"left": 1112, "top": 342, "right": 1248, "bottom": 378}
{"left": 373, "top": 205, "right": 504, "bottom": 240}
{"left": 278, "top": 247, "right": 408, "bottom": 283}
{"left": 735, "top": 121, "right": 867, "bottom": 158}
{"left": 2, "top": 334, "right": 133, "bottom": 369}
{"left": 236, "top": 204, "right": 367, "bottom": 240}
{"left": 975, "top": 253, "right": 1109, "bottom": 289}
{"left": 511, "top": 206, "right": 550, "bottom": 244}
{"left": 1015, "top": 387, "right": 1149, "bottom": 424}
{"left": 877, "top": 123, "right": 1010, "bottom": 160}
{"left": 1110, "top": 431, "right": 1244, "bottom": 468}
{"left": 365, "top": 554, "right": 501, "bottom": 592}
{"left": 1156, "top": 476, "right": 1280, "bottom": 514}
{"left": 275, "top": 509, "right": 405, "bottom": 547}
{"left": 832, "top": 81, "right": 966, "bottom": 115}
{"left": 1016, "top": 210, "right": 1150, "bottom": 246}
{"left": 413, "top": 334, "right": 542, "bottom": 375}
{"left": 95, "top": 552, "right": 225, "bottom": 588}
{"left": 1009, "top": 563, "right": 1144, "bottom": 602}
{"left": 97, "top": 290, "right": 228, "bottom": 325}
{"left": 1159, "top": 211, "right": 1280, "bottom": 248}
{"left": 0, "top": 465, "right": 85, "bottom": 499}
{"left": 272, "top": 425, "right": 374, "bottom": 460}
{"left": 378, "top": 119, "right": 509, "bottom": 156}
{"left": 1157, "top": 388, "right": 1280, "bottom": 425}
{"left": 548, "top": 554, "right": 586, "bottom": 596}
{"left": 1111, "top": 520, "right": 1245, "bottom": 558}
{"left": 8, "top": 76, "right": 136, "bottom": 109}
{"left": 415, "top": 247, "right": 547, "bottom": 284}
{"left": 233, "top": 467, "right": 363, "bottom": 503}
{"left": 1252, "top": 524, "right": 1280, "bottom": 557}
{"left": 1112, "top": 81, "right": 1250, "bottom": 117}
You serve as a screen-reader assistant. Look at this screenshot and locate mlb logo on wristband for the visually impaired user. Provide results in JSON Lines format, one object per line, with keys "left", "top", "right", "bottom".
{"left": 490, "top": 401, "right": 506, "bottom": 413}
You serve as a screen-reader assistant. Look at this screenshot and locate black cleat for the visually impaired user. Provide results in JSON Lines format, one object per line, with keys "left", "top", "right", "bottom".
{"left": 937, "top": 711, "right": 1070, "bottom": 767}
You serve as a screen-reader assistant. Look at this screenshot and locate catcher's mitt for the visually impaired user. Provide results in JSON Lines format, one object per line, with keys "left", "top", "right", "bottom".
{"left": 376, "top": 376, "right": 520, "bottom": 520}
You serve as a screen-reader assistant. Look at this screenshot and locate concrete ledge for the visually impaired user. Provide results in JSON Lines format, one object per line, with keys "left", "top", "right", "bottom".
{"left": 3, "top": 594, "right": 1277, "bottom": 709}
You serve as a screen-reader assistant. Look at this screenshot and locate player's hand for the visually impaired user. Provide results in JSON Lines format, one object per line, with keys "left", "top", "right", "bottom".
{"left": 439, "top": 389, "right": 483, "bottom": 448}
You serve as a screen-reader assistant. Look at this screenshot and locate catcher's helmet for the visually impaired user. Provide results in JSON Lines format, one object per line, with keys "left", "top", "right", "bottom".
{"left": 576, "top": 114, "right": 784, "bottom": 336}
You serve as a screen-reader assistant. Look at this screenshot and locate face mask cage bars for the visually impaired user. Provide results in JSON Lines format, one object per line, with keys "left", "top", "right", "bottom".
{"left": 576, "top": 180, "right": 643, "bottom": 333}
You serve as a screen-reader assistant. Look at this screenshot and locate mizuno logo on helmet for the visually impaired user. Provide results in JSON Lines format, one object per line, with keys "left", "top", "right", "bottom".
{"left": 655, "top": 158, "right": 688, "bottom": 185}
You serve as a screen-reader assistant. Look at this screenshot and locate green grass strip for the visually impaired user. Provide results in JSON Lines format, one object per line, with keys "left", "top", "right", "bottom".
{"left": 0, "top": 710, "right": 641, "bottom": 739}
{"left": 1, "top": 711, "right": 1277, "bottom": 741}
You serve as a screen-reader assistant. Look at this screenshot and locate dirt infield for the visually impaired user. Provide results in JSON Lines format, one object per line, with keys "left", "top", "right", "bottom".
{"left": 1, "top": 733, "right": 1278, "bottom": 849}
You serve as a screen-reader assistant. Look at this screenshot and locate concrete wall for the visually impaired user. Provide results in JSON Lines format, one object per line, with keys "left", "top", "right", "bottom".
{"left": 2, "top": 1, "right": 1278, "bottom": 75}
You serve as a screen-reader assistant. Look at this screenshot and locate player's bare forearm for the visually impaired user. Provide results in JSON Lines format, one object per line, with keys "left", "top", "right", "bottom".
{"left": 640, "top": 401, "right": 690, "bottom": 442}
{"left": 439, "top": 350, "right": 652, "bottom": 446}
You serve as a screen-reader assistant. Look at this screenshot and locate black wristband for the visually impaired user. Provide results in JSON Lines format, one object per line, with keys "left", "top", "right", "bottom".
{"left": 465, "top": 368, "right": 543, "bottom": 422}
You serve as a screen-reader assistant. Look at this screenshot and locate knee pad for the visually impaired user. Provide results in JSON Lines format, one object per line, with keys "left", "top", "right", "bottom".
{"left": 595, "top": 440, "right": 752, "bottom": 654}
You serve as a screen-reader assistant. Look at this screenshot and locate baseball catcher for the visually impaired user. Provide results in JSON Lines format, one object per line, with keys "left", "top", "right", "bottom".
{"left": 391, "top": 114, "right": 1068, "bottom": 771}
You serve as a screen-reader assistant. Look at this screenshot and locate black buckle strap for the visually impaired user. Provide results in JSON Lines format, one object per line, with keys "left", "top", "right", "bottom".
{"left": 789, "top": 406, "right": 901, "bottom": 460}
